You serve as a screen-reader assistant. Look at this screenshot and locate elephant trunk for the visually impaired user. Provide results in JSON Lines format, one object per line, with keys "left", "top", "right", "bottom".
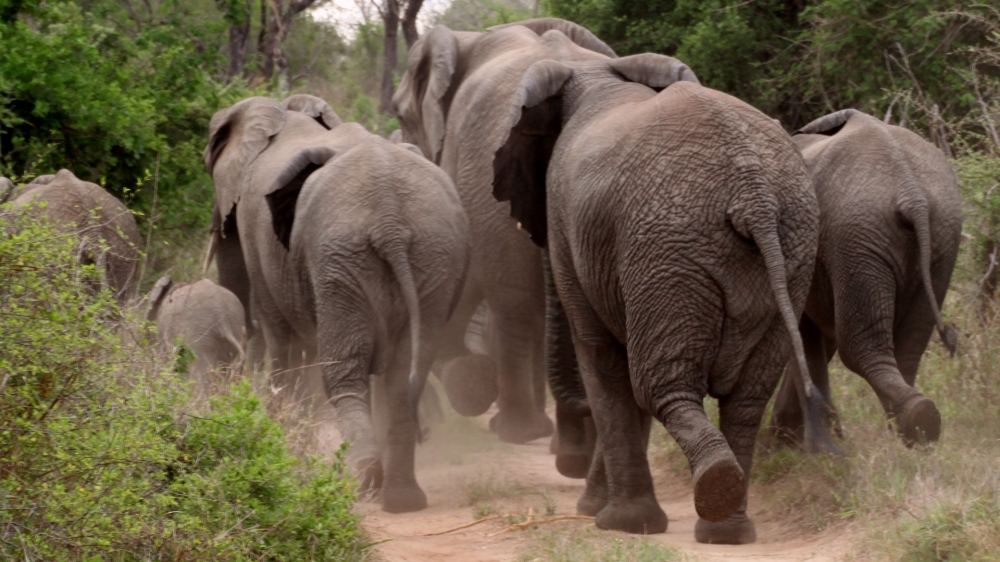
{"left": 902, "top": 202, "right": 957, "bottom": 356}
{"left": 371, "top": 231, "right": 424, "bottom": 442}
{"left": 753, "top": 218, "right": 843, "bottom": 456}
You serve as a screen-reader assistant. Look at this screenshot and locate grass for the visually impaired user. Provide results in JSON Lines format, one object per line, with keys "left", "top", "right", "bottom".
{"left": 519, "top": 527, "right": 690, "bottom": 562}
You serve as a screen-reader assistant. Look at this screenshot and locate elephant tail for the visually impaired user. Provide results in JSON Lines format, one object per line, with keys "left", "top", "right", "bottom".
{"left": 371, "top": 232, "right": 425, "bottom": 442}
{"left": 901, "top": 202, "right": 958, "bottom": 356}
{"left": 753, "top": 218, "right": 843, "bottom": 455}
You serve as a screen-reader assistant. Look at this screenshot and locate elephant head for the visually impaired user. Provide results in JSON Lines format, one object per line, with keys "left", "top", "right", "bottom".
{"left": 204, "top": 97, "right": 288, "bottom": 222}
{"left": 391, "top": 18, "right": 617, "bottom": 163}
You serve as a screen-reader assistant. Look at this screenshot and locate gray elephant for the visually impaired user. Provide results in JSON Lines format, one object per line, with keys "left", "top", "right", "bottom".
{"left": 204, "top": 95, "right": 470, "bottom": 513}
{"left": 484, "top": 44, "right": 839, "bottom": 544}
{"left": 770, "top": 109, "right": 962, "bottom": 447}
{"left": 146, "top": 276, "right": 246, "bottom": 395}
{"left": 9, "top": 169, "right": 140, "bottom": 303}
{"left": 391, "top": 18, "right": 617, "bottom": 444}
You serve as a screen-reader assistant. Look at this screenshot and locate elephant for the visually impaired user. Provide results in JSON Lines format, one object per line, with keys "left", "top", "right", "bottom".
{"left": 483, "top": 44, "right": 840, "bottom": 544}
{"left": 391, "top": 18, "right": 618, "bottom": 444}
{"left": 9, "top": 169, "right": 140, "bottom": 303}
{"left": 770, "top": 109, "right": 963, "bottom": 448}
{"left": 204, "top": 95, "right": 470, "bottom": 513}
{"left": 1, "top": 177, "right": 16, "bottom": 203}
{"left": 146, "top": 276, "right": 245, "bottom": 395}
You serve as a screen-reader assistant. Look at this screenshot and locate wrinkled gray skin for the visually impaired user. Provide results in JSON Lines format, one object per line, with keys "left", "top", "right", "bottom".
{"left": 391, "top": 18, "right": 618, "bottom": 444}
{"left": 486, "top": 43, "right": 836, "bottom": 544}
{"left": 147, "top": 276, "right": 246, "bottom": 396}
{"left": 10, "top": 169, "right": 140, "bottom": 303}
{"left": 205, "top": 95, "right": 470, "bottom": 513}
{"left": 770, "top": 110, "right": 962, "bottom": 448}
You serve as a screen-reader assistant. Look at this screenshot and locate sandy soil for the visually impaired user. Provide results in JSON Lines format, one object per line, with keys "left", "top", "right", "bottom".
{"left": 346, "top": 408, "right": 857, "bottom": 562}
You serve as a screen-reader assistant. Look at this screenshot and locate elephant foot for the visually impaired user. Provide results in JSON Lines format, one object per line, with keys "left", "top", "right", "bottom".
{"left": 692, "top": 452, "right": 745, "bottom": 523}
{"left": 489, "top": 408, "right": 553, "bottom": 444}
{"left": 595, "top": 496, "right": 668, "bottom": 535}
{"left": 897, "top": 395, "right": 941, "bottom": 446}
{"left": 381, "top": 482, "right": 428, "bottom": 513}
{"left": 549, "top": 431, "right": 559, "bottom": 454}
{"left": 695, "top": 512, "right": 757, "bottom": 545}
{"left": 439, "top": 354, "right": 498, "bottom": 417}
{"left": 576, "top": 486, "right": 607, "bottom": 516}
{"left": 556, "top": 453, "right": 591, "bottom": 479}
{"left": 353, "top": 457, "right": 384, "bottom": 498}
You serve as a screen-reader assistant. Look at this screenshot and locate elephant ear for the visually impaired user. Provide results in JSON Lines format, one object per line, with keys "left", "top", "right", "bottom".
{"left": 146, "top": 274, "right": 173, "bottom": 322}
{"left": 204, "top": 97, "right": 287, "bottom": 219}
{"left": 265, "top": 146, "right": 338, "bottom": 250}
{"left": 491, "top": 60, "right": 574, "bottom": 248}
{"left": 490, "top": 18, "right": 617, "bottom": 58}
{"left": 796, "top": 109, "right": 861, "bottom": 136}
{"left": 283, "top": 94, "right": 342, "bottom": 129}
{"left": 608, "top": 53, "right": 699, "bottom": 90}
{"left": 392, "top": 25, "right": 459, "bottom": 162}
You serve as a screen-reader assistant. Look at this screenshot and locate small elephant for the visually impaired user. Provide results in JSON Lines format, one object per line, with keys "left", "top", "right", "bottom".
{"left": 205, "top": 95, "right": 470, "bottom": 513}
{"left": 486, "top": 46, "right": 837, "bottom": 544}
{"left": 9, "top": 169, "right": 140, "bottom": 303}
{"left": 147, "top": 276, "right": 245, "bottom": 394}
{"left": 391, "top": 18, "right": 617, "bottom": 444}
{"left": 770, "top": 109, "right": 963, "bottom": 447}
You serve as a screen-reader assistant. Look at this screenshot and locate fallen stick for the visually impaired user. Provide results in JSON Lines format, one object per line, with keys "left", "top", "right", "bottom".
{"left": 419, "top": 515, "right": 505, "bottom": 536}
{"left": 486, "top": 516, "right": 595, "bottom": 537}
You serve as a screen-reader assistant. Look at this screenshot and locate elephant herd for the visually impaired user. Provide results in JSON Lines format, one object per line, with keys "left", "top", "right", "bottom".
{"left": 1, "top": 17, "right": 963, "bottom": 546}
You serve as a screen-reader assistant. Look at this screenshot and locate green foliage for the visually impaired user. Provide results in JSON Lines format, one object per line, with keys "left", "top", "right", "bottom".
{"left": 544, "top": 0, "right": 986, "bottom": 130}
{"left": 896, "top": 495, "right": 1000, "bottom": 561}
{"left": 0, "top": 212, "right": 367, "bottom": 560}
{"left": 436, "top": 0, "right": 534, "bottom": 32}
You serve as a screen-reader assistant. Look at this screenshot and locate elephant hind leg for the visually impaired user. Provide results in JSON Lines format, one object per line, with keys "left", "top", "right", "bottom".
{"left": 577, "top": 339, "right": 666, "bottom": 534}
{"left": 769, "top": 315, "right": 840, "bottom": 446}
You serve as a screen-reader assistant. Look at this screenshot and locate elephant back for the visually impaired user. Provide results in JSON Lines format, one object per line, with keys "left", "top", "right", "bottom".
{"left": 13, "top": 169, "right": 141, "bottom": 303}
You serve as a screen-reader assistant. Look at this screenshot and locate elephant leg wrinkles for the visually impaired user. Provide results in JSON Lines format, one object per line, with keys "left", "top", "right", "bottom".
{"left": 575, "top": 339, "right": 666, "bottom": 534}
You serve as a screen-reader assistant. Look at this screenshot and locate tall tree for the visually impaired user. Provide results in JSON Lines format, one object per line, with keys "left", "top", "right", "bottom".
{"left": 217, "top": 0, "right": 253, "bottom": 82}
{"left": 375, "top": 0, "right": 425, "bottom": 111}
{"left": 261, "top": 0, "right": 323, "bottom": 80}
{"left": 401, "top": 0, "right": 424, "bottom": 48}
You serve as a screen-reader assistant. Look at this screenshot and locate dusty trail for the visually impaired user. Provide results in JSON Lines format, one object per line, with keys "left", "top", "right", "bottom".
{"left": 348, "top": 407, "right": 856, "bottom": 562}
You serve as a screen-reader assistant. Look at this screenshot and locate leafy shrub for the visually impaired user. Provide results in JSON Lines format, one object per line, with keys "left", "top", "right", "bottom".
{"left": 0, "top": 211, "right": 367, "bottom": 561}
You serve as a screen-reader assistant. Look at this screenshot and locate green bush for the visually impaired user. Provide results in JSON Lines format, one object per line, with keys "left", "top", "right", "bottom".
{"left": 0, "top": 210, "right": 367, "bottom": 561}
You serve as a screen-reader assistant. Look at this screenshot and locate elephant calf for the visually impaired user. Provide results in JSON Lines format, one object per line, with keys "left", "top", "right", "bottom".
{"left": 9, "top": 169, "right": 140, "bottom": 303}
{"left": 147, "top": 276, "right": 246, "bottom": 395}
{"left": 771, "top": 109, "right": 963, "bottom": 447}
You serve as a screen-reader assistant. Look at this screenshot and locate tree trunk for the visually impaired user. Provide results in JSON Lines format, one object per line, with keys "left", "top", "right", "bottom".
{"left": 261, "top": 0, "right": 320, "bottom": 80}
{"left": 225, "top": 0, "right": 253, "bottom": 82}
{"left": 401, "top": 0, "right": 424, "bottom": 49}
{"left": 380, "top": 0, "right": 400, "bottom": 112}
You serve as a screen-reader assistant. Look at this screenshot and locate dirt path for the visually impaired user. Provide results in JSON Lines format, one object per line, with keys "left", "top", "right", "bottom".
{"left": 348, "top": 408, "right": 856, "bottom": 562}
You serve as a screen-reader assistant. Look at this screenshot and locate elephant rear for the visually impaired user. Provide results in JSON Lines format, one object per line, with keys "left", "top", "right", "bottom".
{"left": 11, "top": 169, "right": 140, "bottom": 303}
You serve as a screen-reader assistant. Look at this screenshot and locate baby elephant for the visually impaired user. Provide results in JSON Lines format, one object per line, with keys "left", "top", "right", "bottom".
{"left": 147, "top": 276, "right": 246, "bottom": 394}
{"left": 771, "top": 109, "right": 963, "bottom": 447}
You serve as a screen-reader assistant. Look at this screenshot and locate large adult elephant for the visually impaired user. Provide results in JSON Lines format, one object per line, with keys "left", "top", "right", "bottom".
{"left": 391, "top": 18, "right": 617, "bottom": 444}
{"left": 9, "top": 169, "right": 140, "bottom": 303}
{"left": 205, "top": 94, "right": 343, "bottom": 380}
{"left": 770, "top": 109, "right": 962, "bottom": 447}
{"left": 484, "top": 44, "right": 839, "bottom": 544}
{"left": 205, "top": 95, "right": 469, "bottom": 513}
